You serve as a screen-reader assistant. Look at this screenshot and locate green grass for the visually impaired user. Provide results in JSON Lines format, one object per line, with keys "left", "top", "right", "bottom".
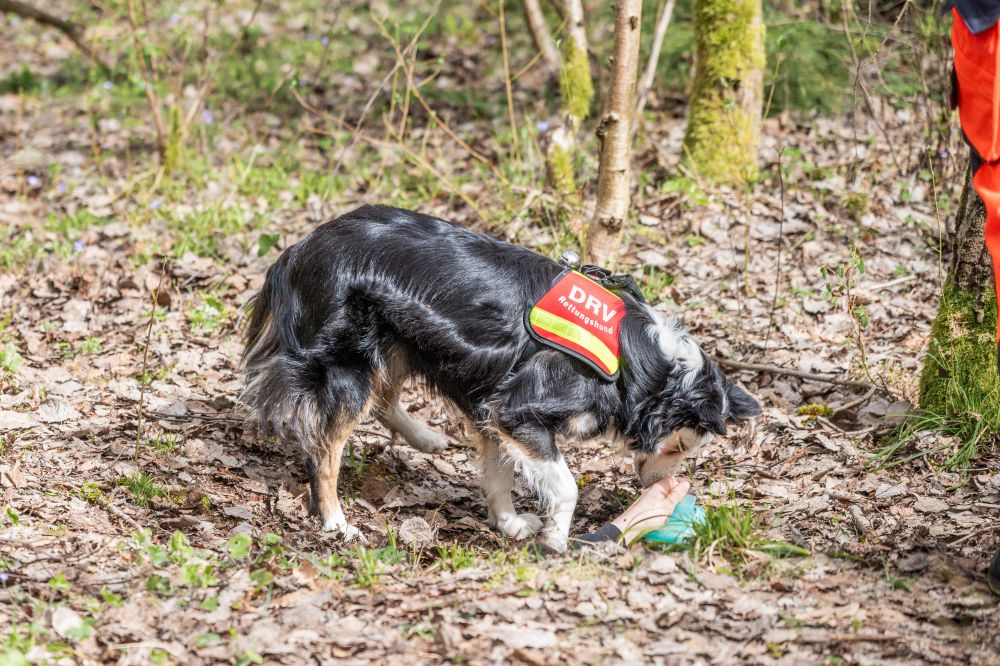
{"left": 148, "top": 432, "right": 182, "bottom": 455}
{"left": 683, "top": 502, "right": 809, "bottom": 572}
{"left": 873, "top": 284, "right": 1000, "bottom": 482}
{"left": 871, "top": 398, "right": 996, "bottom": 483}
{"left": 117, "top": 473, "right": 165, "bottom": 508}
{"left": 185, "top": 293, "right": 229, "bottom": 334}
{"left": 435, "top": 542, "right": 478, "bottom": 571}
{"left": 0, "top": 345, "right": 23, "bottom": 378}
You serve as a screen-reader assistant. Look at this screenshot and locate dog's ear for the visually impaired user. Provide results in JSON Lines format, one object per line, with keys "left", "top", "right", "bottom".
{"left": 726, "top": 384, "right": 762, "bottom": 422}
{"left": 702, "top": 410, "right": 727, "bottom": 436}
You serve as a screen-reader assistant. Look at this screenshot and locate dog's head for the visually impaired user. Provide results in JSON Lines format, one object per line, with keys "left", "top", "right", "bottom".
{"left": 623, "top": 310, "right": 762, "bottom": 486}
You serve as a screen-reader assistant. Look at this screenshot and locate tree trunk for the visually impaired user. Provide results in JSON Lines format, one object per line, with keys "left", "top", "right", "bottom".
{"left": 586, "top": 0, "right": 642, "bottom": 268}
{"left": 523, "top": 0, "right": 561, "bottom": 75}
{"left": 919, "top": 166, "right": 1000, "bottom": 412}
{"left": 544, "top": 0, "right": 594, "bottom": 202}
{"left": 682, "top": 0, "right": 764, "bottom": 185}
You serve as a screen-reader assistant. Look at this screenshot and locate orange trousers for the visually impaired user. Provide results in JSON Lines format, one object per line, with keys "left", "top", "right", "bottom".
{"left": 953, "top": 9, "right": 1000, "bottom": 339}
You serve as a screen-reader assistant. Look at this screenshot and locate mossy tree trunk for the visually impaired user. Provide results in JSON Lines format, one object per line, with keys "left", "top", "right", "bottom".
{"left": 682, "top": 0, "right": 764, "bottom": 185}
{"left": 586, "top": 0, "right": 642, "bottom": 268}
{"left": 545, "top": 0, "right": 594, "bottom": 199}
{"left": 919, "top": 167, "right": 1000, "bottom": 412}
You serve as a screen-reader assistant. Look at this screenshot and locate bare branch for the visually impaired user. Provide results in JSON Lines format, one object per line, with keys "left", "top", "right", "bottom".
{"left": 523, "top": 0, "right": 560, "bottom": 75}
{"left": 634, "top": 0, "right": 676, "bottom": 124}
{"left": 0, "top": 0, "right": 110, "bottom": 71}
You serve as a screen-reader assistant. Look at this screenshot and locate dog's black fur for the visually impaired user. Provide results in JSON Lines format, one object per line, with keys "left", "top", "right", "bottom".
{"left": 241, "top": 205, "right": 760, "bottom": 550}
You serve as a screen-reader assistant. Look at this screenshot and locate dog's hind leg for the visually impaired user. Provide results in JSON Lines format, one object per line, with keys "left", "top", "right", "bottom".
{"left": 479, "top": 433, "right": 543, "bottom": 540}
{"left": 308, "top": 369, "right": 379, "bottom": 543}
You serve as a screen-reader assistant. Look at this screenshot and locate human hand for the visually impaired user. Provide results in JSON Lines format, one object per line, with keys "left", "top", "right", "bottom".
{"left": 611, "top": 476, "right": 691, "bottom": 545}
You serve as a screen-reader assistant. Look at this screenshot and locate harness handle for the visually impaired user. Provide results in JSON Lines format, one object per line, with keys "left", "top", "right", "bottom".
{"left": 558, "top": 251, "right": 647, "bottom": 304}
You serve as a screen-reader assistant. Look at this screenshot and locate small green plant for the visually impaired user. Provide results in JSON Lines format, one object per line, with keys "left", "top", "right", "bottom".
{"left": 820, "top": 244, "right": 873, "bottom": 380}
{"left": 883, "top": 567, "right": 912, "bottom": 593}
{"left": 48, "top": 572, "right": 72, "bottom": 592}
{"left": 435, "top": 543, "right": 478, "bottom": 571}
{"left": 79, "top": 482, "right": 106, "bottom": 504}
{"left": 117, "top": 473, "right": 165, "bottom": 508}
{"left": 797, "top": 403, "right": 834, "bottom": 419}
{"left": 353, "top": 534, "right": 406, "bottom": 587}
{"left": 186, "top": 293, "right": 228, "bottom": 333}
{"left": 148, "top": 432, "right": 182, "bottom": 455}
{"left": 0, "top": 345, "right": 23, "bottom": 378}
{"left": 686, "top": 502, "right": 809, "bottom": 571}
{"left": 77, "top": 337, "right": 102, "bottom": 355}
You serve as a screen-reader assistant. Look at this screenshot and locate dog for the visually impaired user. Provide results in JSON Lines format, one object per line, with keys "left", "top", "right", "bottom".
{"left": 240, "top": 204, "right": 761, "bottom": 552}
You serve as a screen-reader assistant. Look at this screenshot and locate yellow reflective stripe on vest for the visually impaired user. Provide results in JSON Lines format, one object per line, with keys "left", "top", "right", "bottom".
{"left": 529, "top": 306, "right": 619, "bottom": 375}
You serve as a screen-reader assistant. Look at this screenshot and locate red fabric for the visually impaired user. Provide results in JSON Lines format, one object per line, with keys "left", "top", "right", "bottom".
{"left": 530, "top": 271, "right": 625, "bottom": 378}
{"left": 973, "top": 162, "right": 1000, "bottom": 339}
{"left": 953, "top": 7, "right": 1000, "bottom": 161}
{"left": 953, "top": 9, "right": 1000, "bottom": 341}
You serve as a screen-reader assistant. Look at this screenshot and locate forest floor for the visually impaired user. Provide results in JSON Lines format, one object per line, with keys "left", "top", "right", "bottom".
{"left": 1, "top": 3, "right": 999, "bottom": 665}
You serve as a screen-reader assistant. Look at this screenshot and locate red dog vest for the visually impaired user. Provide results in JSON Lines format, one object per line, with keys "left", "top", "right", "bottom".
{"left": 526, "top": 270, "right": 626, "bottom": 380}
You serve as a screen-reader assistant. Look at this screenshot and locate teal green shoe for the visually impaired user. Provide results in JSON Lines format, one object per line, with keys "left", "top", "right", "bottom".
{"left": 642, "top": 494, "right": 705, "bottom": 544}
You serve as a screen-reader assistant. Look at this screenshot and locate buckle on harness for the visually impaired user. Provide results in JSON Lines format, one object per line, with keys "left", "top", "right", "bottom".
{"left": 558, "top": 251, "right": 646, "bottom": 304}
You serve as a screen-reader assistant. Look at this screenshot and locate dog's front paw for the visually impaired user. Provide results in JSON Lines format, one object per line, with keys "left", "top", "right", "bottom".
{"left": 497, "top": 512, "right": 543, "bottom": 540}
{"left": 323, "top": 515, "right": 368, "bottom": 544}
{"left": 540, "top": 528, "right": 568, "bottom": 554}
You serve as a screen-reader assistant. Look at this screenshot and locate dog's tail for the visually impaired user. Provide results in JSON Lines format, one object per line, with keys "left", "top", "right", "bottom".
{"left": 240, "top": 253, "right": 326, "bottom": 446}
{"left": 241, "top": 253, "right": 301, "bottom": 371}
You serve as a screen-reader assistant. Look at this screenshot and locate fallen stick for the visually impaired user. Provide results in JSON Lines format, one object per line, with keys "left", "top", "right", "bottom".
{"left": 713, "top": 356, "right": 874, "bottom": 389}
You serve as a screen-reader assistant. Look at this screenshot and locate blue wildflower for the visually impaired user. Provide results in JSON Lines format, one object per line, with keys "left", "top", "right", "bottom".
{"left": 168, "top": 14, "right": 180, "bottom": 25}
{"left": 57, "top": 181, "right": 67, "bottom": 193}
{"left": 536, "top": 120, "right": 551, "bottom": 133}
{"left": 102, "top": 80, "right": 113, "bottom": 90}
{"left": 150, "top": 198, "right": 163, "bottom": 210}
{"left": 321, "top": 35, "right": 330, "bottom": 46}
{"left": 26, "top": 175, "right": 41, "bottom": 188}
{"left": 202, "top": 109, "right": 214, "bottom": 125}
{"left": 73, "top": 240, "right": 85, "bottom": 253}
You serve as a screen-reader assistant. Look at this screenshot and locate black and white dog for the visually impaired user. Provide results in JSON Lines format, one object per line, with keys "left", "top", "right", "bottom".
{"left": 241, "top": 205, "right": 761, "bottom": 551}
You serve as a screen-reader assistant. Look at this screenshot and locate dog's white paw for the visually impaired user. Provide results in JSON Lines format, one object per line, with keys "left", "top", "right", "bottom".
{"left": 540, "top": 528, "right": 569, "bottom": 554}
{"left": 498, "top": 512, "right": 543, "bottom": 540}
{"left": 407, "top": 430, "right": 449, "bottom": 454}
{"left": 323, "top": 514, "right": 368, "bottom": 544}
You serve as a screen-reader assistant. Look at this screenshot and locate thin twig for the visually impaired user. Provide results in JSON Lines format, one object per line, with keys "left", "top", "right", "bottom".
{"left": 950, "top": 524, "right": 1000, "bottom": 547}
{"left": 374, "top": 13, "right": 501, "bottom": 178}
{"left": 134, "top": 263, "right": 167, "bottom": 459}
{"left": 523, "top": 0, "right": 561, "bottom": 74}
{"left": 295, "top": 97, "right": 491, "bottom": 224}
{"left": 830, "top": 386, "right": 878, "bottom": 416}
{"left": 714, "top": 356, "right": 875, "bottom": 389}
{"left": 634, "top": 0, "right": 676, "bottom": 124}
{"left": 126, "top": 0, "right": 168, "bottom": 162}
{"left": 763, "top": 147, "right": 786, "bottom": 353}
{"left": 498, "top": 0, "right": 520, "bottom": 160}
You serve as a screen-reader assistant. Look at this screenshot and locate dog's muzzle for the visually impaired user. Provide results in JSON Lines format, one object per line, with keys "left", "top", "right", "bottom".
{"left": 633, "top": 428, "right": 711, "bottom": 487}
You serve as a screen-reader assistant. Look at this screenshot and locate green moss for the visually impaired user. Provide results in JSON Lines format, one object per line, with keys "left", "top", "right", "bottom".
{"left": 682, "top": 0, "right": 765, "bottom": 185}
{"left": 548, "top": 143, "right": 576, "bottom": 196}
{"left": 919, "top": 283, "right": 1000, "bottom": 416}
{"left": 560, "top": 37, "right": 593, "bottom": 127}
{"left": 872, "top": 282, "right": 1000, "bottom": 479}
